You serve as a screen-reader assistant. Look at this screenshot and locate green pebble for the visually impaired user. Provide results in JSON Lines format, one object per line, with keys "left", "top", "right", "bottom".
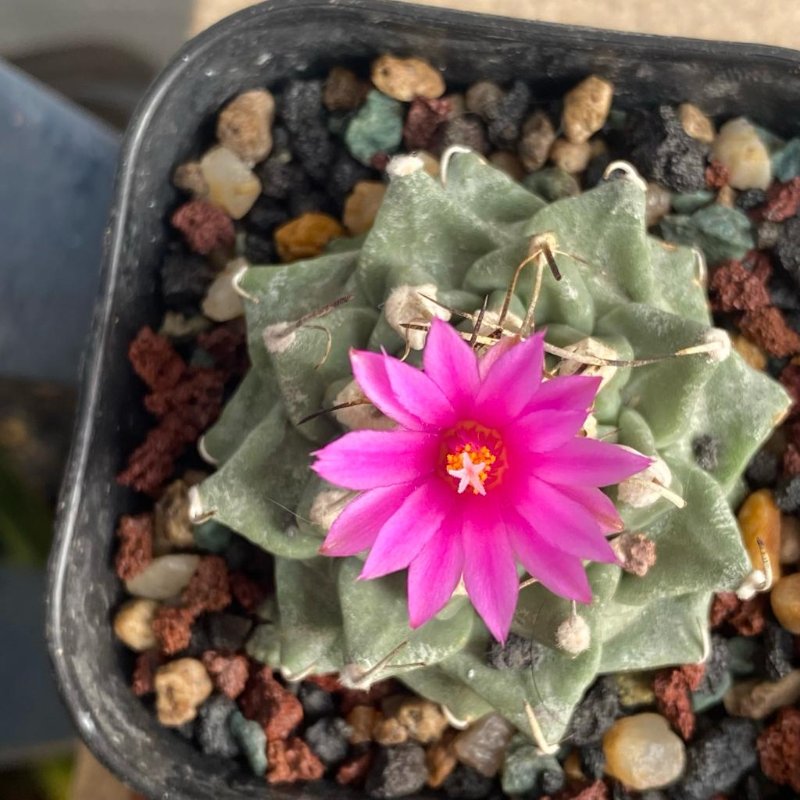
{"left": 344, "top": 90, "right": 404, "bottom": 166}
{"left": 660, "top": 204, "right": 754, "bottom": 266}
{"left": 192, "top": 520, "right": 233, "bottom": 553}
{"left": 190, "top": 347, "right": 215, "bottom": 369}
{"left": 501, "top": 735, "right": 563, "bottom": 795}
{"left": 245, "top": 622, "right": 281, "bottom": 666}
{"left": 727, "top": 636, "right": 759, "bottom": 676}
{"left": 229, "top": 711, "right": 267, "bottom": 776}
{"left": 522, "top": 167, "right": 580, "bottom": 202}
{"left": 671, "top": 189, "right": 714, "bottom": 215}
{"left": 327, "top": 110, "right": 351, "bottom": 137}
{"left": 691, "top": 670, "right": 733, "bottom": 712}
{"left": 772, "top": 138, "right": 800, "bottom": 182}
{"left": 753, "top": 123, "right": 785, "bottom": 155}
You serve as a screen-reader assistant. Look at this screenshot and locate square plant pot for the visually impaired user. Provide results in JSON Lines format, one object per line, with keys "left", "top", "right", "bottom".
{"left": 46, "top": 1, "right": 800, "bottom": 797}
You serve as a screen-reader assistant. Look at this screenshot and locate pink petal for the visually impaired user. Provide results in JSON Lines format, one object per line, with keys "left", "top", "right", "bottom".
{"left": 475, "top": 332, "right": 546, "bottom": 423}
{"left": 556, "top": 485, "right": 624, "bottom": 534}
{"left": 516, "top": 476, "right": 617, "bottom": 563}
{"left": 515, "top": 409, "right": 589, "bottom": 453}
{"left": 383, "top": 351, "right": 456, "bottom": 428}
{"left": 407, "top": 508, "right": 465, "bottom": 628}
{"left": 360, "top": 478, "right": 455, "bottom": 579}
{"left": 478, "top": 334, "right": 518, "bottom": 380}
{"left": 312, "top": 430, "right": 438, "bottom": 490}
{"left": 423, "top": 318, "right": 480, "bottom": 413}
{"left": 522, "top": 375, "right": 602, "bottom": 415}
{"left": 532, "top": 438, "right": 652, "bottom": 486}
{"left": 350, "top": 350, "right": 432, "bottom": 430}
{"left": 505, "top": 508, "right": 592, "bottom": 603}
{"left": 320, "top": 484, "right": 412, "bottom": 556}
{"left": 462, "top": 501, "right": 519, "bottom": 642}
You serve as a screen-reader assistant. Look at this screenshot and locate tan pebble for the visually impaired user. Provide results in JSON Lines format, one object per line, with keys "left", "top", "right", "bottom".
{"left": 453, "top": 713, "right": 514, "bottom": 777}
{"left": 732, "top": 334, "right": 767, "bottom": 371}
{"left": 173, "top": 162, "right": 208, "bottom": 197}
{"left": 603, "top": 713, "right": 685, "bottom": 791}
{"left": 200, "top": 145, "right": 261, "bottom": 219}
{"left": 549, "top": 138, "right": 592, "bottom": 174}
{"left": 426, "top": 731, "right": 457, "bottom": 788}
{"left": 563, "top": 750, "right": 585, "bottom": 783}
{"left": 464, "top": 81, "right": 503, "bottom": 118}
{"left": 371, "top": 54, "right": 445, "bottom": 102}
{"left": 444, "top": 93, "right": 466, "bottom": 119}
{"left": 125, "top": 554, "right": 200, "bottom": 600}
{"left": 589, "top": 137, "right": 608, "bottom": 158}
{"left": 616, "top": 671, "right": 656, "bottom": 708}
{"left": 154, "top": 479, "right": 194, "bottom": 553}
{"left": 679, "top": 103, "right": 715, "bottom": 144}
{"left": 416, "top": 150, "right": 440, "bottom": 177}
{"left": 396, "top": 698, "right": 449, "bottom": 744}
{"left": 373, "top": 713, "right": 409, "bottom": 746}
{"left": 202, "top": 257, "right": 246, "bottom": 322}
{"left": 518, "top": 110, "right": 556, "bottom": 172}
{"left": 113, "top": 598, "right": 159, "bottom": 651}
{"left": 724, "top": 671, "right": 800, "bottom": 719}
{"left": 780, "top": 514, "right": 800, "bottom": 564}
{"left": 489, "top": 151, "right": 525, "bottom": 182}
{"left": 646, "top": 182, "right": 672, "bottom": 227}
{"left": 343, "top": 180, "right": 387, "bottom": 235}
{"left": 323, "top": 66, "right": 369, "bottom": 112}
{"left": 717, "top": 185, "right": 737, "bottom": 208}
{"left": 154, "top": 658, "right": 213, "bottom": 727}
{"left": 217, "top": 89, "right": 275, "bottom": 164}
{"left": 346, "top": 705, "right": 378, "bottom": 745}
{"left": 275, "top": 212, "right": 345, "bottom": 262}
{"left": 562, "top": 75, "right": 614, "bottom": 144}
{"left": 159, "top": 311, "right": 212, "bottom": 341}
{"left": 771, "top": 573, "right": 800, "bottom": 634}
{"left": 738, "top": 489, "right": 782, "bottom": 584}
{"left": 711, "top": 117, "right": 772, "bottom": 190}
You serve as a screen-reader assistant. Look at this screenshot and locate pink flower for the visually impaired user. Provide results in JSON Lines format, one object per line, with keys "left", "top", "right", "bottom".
{"left": 312, "top": 319, "right": 651, "bottom": 641}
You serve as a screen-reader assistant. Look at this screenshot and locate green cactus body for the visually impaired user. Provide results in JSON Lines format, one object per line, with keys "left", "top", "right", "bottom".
{"left": 193, "top": 153, "right": 789, "bottom": 748}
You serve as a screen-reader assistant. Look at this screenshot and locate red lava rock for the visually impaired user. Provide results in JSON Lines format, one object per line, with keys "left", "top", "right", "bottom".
{"left": 202, "top": 651, "right": 249, "bottom": 699}
{"left": 763, "top": 177, "right": 800, "bottom": 223}
{"left": 114, "top": 513, "right": 154, "bottom": 581}
{"left": 745, "top": 249, "right": 773, "bottom": 283}
{"left": 547, "top": 780, "right": 610, "bottom": 800}
{"left": 370, "top": 152, "right": 390, "bottom": 171}
{"left": 339, "top": 679, "right": 401, "bottom": 715}
{"left": 403, "top": 97, "right": 452, "bottom": 150}
{"left": 679, "top": 662, "right": 706, "bottom": 692}
{"left": 182, "top": 555, "right": 231, "bottom": 614}
{"left": 151, "top": 605, "right": 195, "bottom": 655}
{"left": 131, "top": 650, "right": 163, "bottom": 696}
{"left": 730, "top": 595, "right": 767, "bottom": 636}
{"left": 306, "top": 673, "right": 344, "bottom": 693}
{"left": 757, "top": 707, "right": 800, "bottom": 792}
{"left": 783, "top": 443, "right": 800, "bottom": 477}
{"left": 267, "top": 737, "right": 325, "bottom": 783}
{"left": 780, "top": 363, "right": 800, "bottom": 418}
{"left": 336, "top": 750, "right": 374, "bottom": 786}
{"left": 128, "top": 326, "right": 187, "bottom": 392}
{"left": 654, "top": 668, "right": 695, "bottom": 740}
{"left": 739, "top": 306, "right": 800, "bottom": 358}
{"left": 171, "top": 199, "right": 235, "bottom": 255}
{"left": 143, "top": 367, "right": 225, "bottom": 424}
{"left": 230, "top": 571, "right": 268, "bottom": 613}
{"left": 197, "top": 319, "right": 249, "bottom": 380}
{"left": 239, "top": 666, "right": 304, "bottom": 742}
{"left": 705, "top": 160, "right": 730, "bottom": 189}
{"left": 710, "top": 591, "right": 741, "bottom": 629}
{"left": 709, "top": 260, "right": 770, "bottom": 312}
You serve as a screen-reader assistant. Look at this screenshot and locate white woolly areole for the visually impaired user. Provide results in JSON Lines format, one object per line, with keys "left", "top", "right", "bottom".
{"left": 702, "top": 327, "right": 732, "bottom": 363}
{"left": 557, "top": 337, "right": 619, "bottom": 389}
{"left": 473, "top": 308, "right": 522, "bottom": 337}
{"left": 618, "top": 454, "right": 672, "bottom": 508}
{"left": 386, "top": 154, "right": 424, "bottom": 179}
{"left": 262, "top": 321, "right": 296, "bottom": 354}
{"left": 309, "top": 488, "right": 353, "bottom": 532}
{"left": 737, "top": 569, "right": 767, "bottom": 600}
{"left": 602, "top": 160, "right": 648, "bottom": 193}
{"left": 333, "top": 380, "right": 395, "bottom": 431}
{"left": 555, "top": 613, "right": 591, "bottom": 655}
{"left": 384, "top": 283, "right": 451, "bottom": 350}
{"left": 582, "top": 413, "right": 598, "bottom": 439}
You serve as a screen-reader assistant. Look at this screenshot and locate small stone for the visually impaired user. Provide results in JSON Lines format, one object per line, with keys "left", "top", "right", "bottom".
{"left": 646, "top": 183, "right": 672, "bottom": 227}
{"left": 770, "top": 572, "right": 800, "bottom": 633}
{"left": 159, "top": 311, "right": 212, "bottom": 341}
{"left": 229, "top": 710, "right": 268, "bottom": 776}
{"left": 465, "top": 81, "right": 504, "bottom": 119}
{"left": 654, "top": 668, "right": 696, "bottom": 740}
{"left": 567, "top": 676, "right": 620, "bottom": 746}
{"left": 615, "top": 672, "right": 656, "bottom": 708}
{"left": 115, "top": 513, "right": 154, "bottom": 582}
{"left": 780, "top": 513, "right": 800, "bottom": 563}
{"left": 670, "top": 189, "right": 715, "bottom": 215}
{"left": 403, "top": 96, "right": 450, "bottom": 150}
{"left": 131, "top": 649, "right": 162, "bottom": 696}
{"left": 763, "top": 176, "right": 800, "bottom": 222}
{"left": 199, "top": 146, "right": 261, "bottom": 219}
{"left": 159, "top": 250, "right": 214, "bottom": 313}
{"left": 371, "top": 54, "right": 444, "bottom": 102}
{"left": 337, "top": 750, "right": 374, "bottom": 786}
{"left": 739, "top": 307, "right": 800, "bottom": 358}
{"left": 197, "top": 694, "right": 239, "bottom": 757}
{"left": 217, "top": 89, "right": 275, "bottom": 164}
{"left": 343, "top": 181, "right": 386, "bottom": 235}
{"left": 173, "top": 161, "right": 209, "bottom": 197}
{"left": 125, "top": 554, "right": 200, "bottom": 601}
{"left": 345, "top": 90, "right": 404, "bottom": 166}
{"left": 711, "top": 118, "right": 772, "bottom": 190}
{"left": 501, "top": 736, "right": 561, "bottom": 795}
{"left": 738, "top": 187, "right": 768, "bottom": 210}
{"left": 453, "top": 713, "right": 514, "bottom": 777}
{"left": 437, "top": 115, "right": 489, "bottom": 155}
{"left": 696, "top": 636, "right": 730, "bottom": 697}
{"left": 239, "top": 666, "right": 303, "bottom": 743}
{"left": 427, "top": 732, "right": 457, "bottom": 788}
{"left": 394, "top": 698, "right": 448, "bottom": 744}
{"left": 182, "top": 554, "right": 231, "bottom": 614}
{"left": 737, "top": 489, "right": 782, "bottom": 582}
{"left": 305, "top": 717, "right": 351, "bottom": 766}
{"left": 486, "top": 80, "right": 531, "bottom": 149}
{"left": 200, "top": 258, "right": 245, "bottom": 322}
{"left": 154, "top": 657, "right": 213, "bottom": 726}
{"left": 732, "top": 334, "right": 767, "bottom": 372}
{"left": 678, "top": 103, "right": 715, "bottom": 144}
{"left": 365, "top": 743, "right": 428, "bottom": 798}
{"left": 201, "top": 651, "right": 248, "bottom": 699}
{"left": 602, "top": 713, "right": 685, "bottom": 791}
{"left": 757, "top": 707, "right": 800, "bottom": 793}
{"left": 374, "top": 714, "right": 409, "bottom": 746}
{"left": 347, "top": 705, "right": 379, "bottom": 745}
{"left": 562, "top": 75, "right": 614, "bottom": 144}
{"left": 152, "top": 605, "right": 194, "bottom": 655}
{"left": 274, "top": 212, "right": 345, "bottom": 262}
{"left": 518, "top": 110, "right": 556, "bottom": 172}
{"left": 523, "top": 166, "right": 580, "bottom": 202}
{"left": 298, "top": 681, "right": 336, "bottom": 720}
{"left": 190, "top": 520, "right": 231, "bottom": 554}
{"left": 324, "top": 66, "right": 369, "bottom": 112}
{"left": 327, "top": 151, "right": 376, "bottom": 199}
{"left": 692, "top": 434, "right": 721, "bottom": 471}
{"left": 746, "top": 449, "right": 779, "bottom": 488}
{"left": 763, "top": 622, "right": 795, "bottom": 680}
{"left": 153, "top": 479, "right": 194, "bottom": 551}
{"left": 611, "top": 532, "right": 657, "bottom": 577}
{"left": 549, "top": 138, "right": 592, "bottom": 174}
{"left": 205, "top": 611, "right": 252, "bottom": 652}
{"left": 724, "top": 670, "right": 800, "bottom": 719}
{"left": 671, "top": 718, "right": 757, "bottom": 800}
{"left": 171, "top": 199, "right": 235, "bottom": 256}
{"left": 775, "top": 217, "right": 800, "bottom": 288}
{"left": 580, "top": 744, "right": 606, "bottom": 780}
{"left": 758, "top": 220, "right": 782, "bottom": 250}
{"left": 113, "top": 598, "right": 158, "bottom": 652}
{"left": 442, "top": 764, "right": 494, "bottom": 799}
{"left": 488, "top": 151, "right": 525, "bottom": 181}
{"left": 773, "top": 137, "right": 800, "bottom": 181}
{"left": 709, "top": 261, "right": 770, "bottom": 313}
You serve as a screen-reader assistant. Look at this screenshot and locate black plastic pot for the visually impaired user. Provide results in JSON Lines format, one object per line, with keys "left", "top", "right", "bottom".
{"left": 46, "top": 1, "right": 800, "bottom": 797}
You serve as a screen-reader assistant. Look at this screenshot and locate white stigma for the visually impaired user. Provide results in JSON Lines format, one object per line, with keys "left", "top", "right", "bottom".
{"left": 448, "top": 451, "right": 487, "bottom": 496}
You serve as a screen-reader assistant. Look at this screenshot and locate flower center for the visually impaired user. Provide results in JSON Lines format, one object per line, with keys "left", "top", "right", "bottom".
{"left": 442, "top": 422, "right": 506, "bottom": 495}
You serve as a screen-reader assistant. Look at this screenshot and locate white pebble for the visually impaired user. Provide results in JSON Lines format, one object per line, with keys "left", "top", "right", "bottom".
{"left": 125, "top": 554, "right": 200, "bottom": 600}
{"left": 711, "top": 118, "right": 772, "bottom": 191}
{"left": 200, "top": 145, "right": 261, "bottom": 219}
{"left": 202, "top": 258, "right": 246, "bottom": 322}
